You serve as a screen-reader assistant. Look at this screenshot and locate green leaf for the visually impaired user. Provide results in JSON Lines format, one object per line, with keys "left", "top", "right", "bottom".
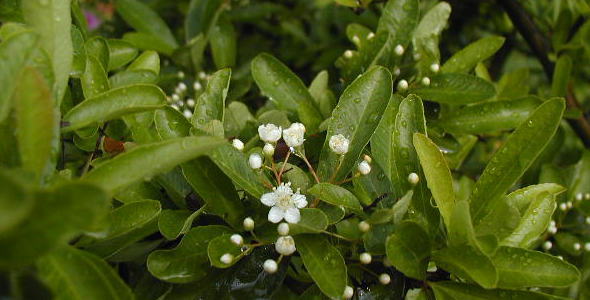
{"left": 81, "top": 200, "right": 161, "bottom": 258}
{"left": 0, "top": 30, "right": 38, "bottom": 122}
{"left": 147, "top": 225, "right": 231, "bottom": 283}
{"left": 430, "top": 281, "right": 567, "bottom": 300}
{"left": 70, "top": 26, "right": 86, "bottom": 77}
{"left": 154, "top": 107, "right": 191, "bottom": 139}
{"left": 371, "top": 94, "right": 402, "bottom": 180}
{"left": 441, "top": 36, "right": 505, "bottom": 73}
{"left": 317, "top": 66, "right": 392, "bottom": 181}
{"left": 412, "top": 2, "right": 451, "bottom": 74}
{"left": 251, "top": 53, "right": 322, "bottom": 132}
{"left": 413, "top": 133, "right": 455, "bottom": 229}
{"left": 81, "top": 55, "right": 110, "bottom": 99}
{"left": 185, "top": 0, "right": 225, "bottom": 41}
{"left": 307, "top": 183, "right": 363, "bottom": 212}
{"left": 432, "top": 245, "right": 498, "bottom": 289}
{"left": 0, "top": 182, "right": 109, "bottom": 268}
{"left": 14, "top": 67, "right": 57, "bottom": 181}
{"left": 63, "top": 84, "right": 167, "bottom": 132}
{"left": 85, "top": 37, "right": 110, "bottom": 71}
{"left": 191, "top": 68, "right": 231, "bottom": 130}
{"left": 158, "top": 208, "right": 205, "bottom": 240}
{"left": 209, "top": 144, "right": 267, "bottom": 198}
{"left": 385, "top": 221, "right": 430, "bottom": 279}
{"left": 501, "top": 192, "right": 556, "bottom": 248}
{"left": 182, "top": 157, "right": 245, "bottom": 229}
{"left": 470, "top": 99, "right": 565, "bottom": 224}
{"left": 123, "top": 31, "right": 175, "bottom": 56}
{"left": 37, "top": 246, "right": 134, "bottom": 300}
{"left": 296, "top": 235, "right": 347, "bottom": 299}
{"left": 504, "top": 183, "right": 565, "bottom": 214}
{"left": 109, "top": 70, "right": 158, "bottom": 88}
{"left": 128, "top": 50, "right": 160, "bottom": 74}
{"left": 378, "top": 0, "right": 419, "bottom": 47}
{"left": 436, "top": 97, "right": 541, "bottom": 134}
{"left": 83, "top": 136, "right": 225, "bottom": 194}
{"left": 224, "top": 101, "right": 256, "bottom": 137}
{"left": 207, "top": 234, "right": 244, "bottom": 268}
{"left": 492, "top": 246, "right": 580, "bottom": 288}
{"left": 308, "top": 70, "right": 336, "bottom": 119}
{"left": 107, "top": 39, "right": 138, "bottom": 71}
{"left": 0, "top": 170, "right": 33, "bottom": 233}
{"left": 115, "top": 0, "right": 178, "bottom": 51}
{"left": 22, "top": 0, "right": 73, "bottom": 103}
{"left": 551, "top": 54, "right": 572, "bottom": 97}
{"left": 410, "top": 73, "right": 496, "bottom": 104}
{"left": 363, "top": 223, "right": 395, "bottom": 255}
{"left": 210, "top": 16, "right": 236, "bottom": 69}
{"left": 289, "top": 208, "right": 329, "bottom": 235}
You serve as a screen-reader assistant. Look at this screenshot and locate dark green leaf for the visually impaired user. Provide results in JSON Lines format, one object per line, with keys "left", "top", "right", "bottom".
{"left": 410, "top": 73, "right": 496, "bottom": 104}
{"left": 385, "top": 221, "right": 430, "bottom": 279}
{"left": 191, "top": 68, "right": 231, "bottom": 130}
{"left": 210, "top": 16, "right": 236, "bottom": 69}
{"left": 430, "top": 281, "right": 567, "bottom": 300}
{"left": 107, "top": 39, "right": 138, "bottom": 71}
{"left": 289, "top": 208, "right": 329, "bottom": 235}
{"left": 432, "top": 245, "right": 497, "bottom": 289}
{"left": 441, "top": 36, "right": 505, "bottom": 73}
{"left": 308, "top": 183, "right": 363, "bottom": 212}
{"left": 209, "top": 144, "right": 267, "bottom": 198}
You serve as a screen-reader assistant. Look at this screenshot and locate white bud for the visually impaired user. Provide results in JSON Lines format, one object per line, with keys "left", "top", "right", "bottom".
{"left": 198, "top": 71, "right": 207, "bottom": 80}
{"left": 430, "top": 63, "right": 440, "bottom": 73}
{"left": 344, "top": 50, "right": 354, "bottom": 58}
{"left": 548, "top": 226, "right": 557, "bottom": 234}
{"left": 352, "top": 35, "right": 361, "bottom": 46}
{"left": 329, "top": 134, "right": 350, "bottom": 155}
{"left": 394, "top": 44, "right": 404, "bottom": 56}
{"left": 243, "top": 217, "right": 255, "bottom": 230}
{"left": 393, "top": 67, "right": 401, "bottom": 76}
{"left": 178, "top": 82, "right": 187, "bottom": 92}
{"left": 359, "top": 252, "right": 372, "bottom": 264}
{"left": 367, "top": 32, "right": 375, "bottom": 40}
{"left": 193, "top": 81, "right": 202, "bottom": 91}
{"left": 220, "top": 253, "right": 233, "bottom": 264}
{"left": 559, "top": 202, "right": 567, "bottom": 211}
{"left": 584, "top": 243, "right": 590, "bottom": 251}
{"left": 575, "top": 193, "right": 583, "bottom": 201}
{"left": 182, "top": 109, "right": 193, "bottom": 119}
{"left": 186, "top": 98, "right": 195, "bottom": 108}
{"left": 171, "top": 104, "right": 180, "bottom": 111}
{"left": 249, "top": 153, "right": 263, "bottom": 169}
{"left": 557, "top": 255, "right": 564, "bottom": 260}
{"left": 421, "top": 77, "right": 431, "bottom": 86}
{"left": 282, "top": 123, "right": 306, "bottom": 147}
{"left": 586, "top": 217, "right": 590, "bottom": 224}
{"left": 550, "top": 220, "right": 556, "bottom": 227}
{"left": 379, "top": 273, "right": 391, "bottom": 285}
{"left": 263, "top": 143, "right": 275, "bottom": 157}
{"left": 358, "top": 161, "right": 371, "bottom": 175}
{"left": 408, "top": 172, "right": 420, "bottom": 185}
{"left": 177, "top": 71, "right": 185, "bottom": 79}
{"left": 232, "top": 139, "right": 244, "bottom": 151}
{"left": 566, "top": 201, "right": 573, "bottom": 209}
{"left": 585, "top": 193, "right": 590, "bottom": 200}
{"left": 397, "top": 79, "right": 408, "bottom": 91}
{"left": 258, "top": 124, "right": 282, "bottom": 143}
{"left": 343, "top": 286, "right": 354, "bottom": 299}
{"left": 263, "top": 259, "right": 278, "bottom": 273}
{"left": 542, "top": 241, "right": 552, "bottom": 251}
{"left": 277, "top": 222, "right": 290, "bottom": 236}
{"left": 363, "top": 155, "right": 372, "bottom": 163}
{"left": 574, "top": 243, "right": 581, "bottom": 251}
{"left": 275, "top": 236, "right": 296, "bottom": 256}
{"left": 230, "top": 234, "right": 243, "bottom": 246}
{"left": 172, "top": 94, "right": 180, "bottom": 102}
{"left": 358, "top": 221, "right": 370, "bottom": 232}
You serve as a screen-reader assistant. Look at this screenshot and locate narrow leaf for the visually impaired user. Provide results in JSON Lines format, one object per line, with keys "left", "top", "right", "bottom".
{"left": 410, "top": 73, "right": 496, "bottom": 104}
{"left": 441, "top": 36, "right": 505, "bottom": 73}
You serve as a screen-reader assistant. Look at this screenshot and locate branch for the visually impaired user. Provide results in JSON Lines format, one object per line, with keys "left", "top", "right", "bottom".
{"left": 497, "top": 0, "right": 590, "bottom": 147}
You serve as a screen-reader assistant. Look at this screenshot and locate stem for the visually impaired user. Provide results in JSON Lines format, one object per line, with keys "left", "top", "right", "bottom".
{"left": 298, "top": 151, "right": 320, "bottom": 184}
{"left": 322, "top": 230, "right": 354, "bottom": 242}
{"left": 329, "top": 155, "right": 345, "bottom": 183}
{"left": 334, "top": 173, "right": 360, "bottom": 185}
{"left": 277, "top": 151, "right": 291, "bottom": 183}
{"left": 81, "top": 124, "right": 107, "bottom": 175}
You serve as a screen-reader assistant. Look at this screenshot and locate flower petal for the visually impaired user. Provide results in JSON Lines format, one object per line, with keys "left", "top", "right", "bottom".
{"left": 268, "top": 206, "right": 285, "bottom": 223}
{"left": 284, "top": 207, "right": 301, "bottom": 224}
{"left": 261, "top": 192, "right": 277, "bottom": 206}
{"left": 292, "top": 193, "right": 307, "bottom": 208}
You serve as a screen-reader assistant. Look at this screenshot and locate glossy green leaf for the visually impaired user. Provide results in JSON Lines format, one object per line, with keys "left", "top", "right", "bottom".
{"left": 435, "top": 97, "right": 541, "bottom": 134}
{"left": 504, "top": 183, "right": 565, "bottom": 214}
{"left": 492, "top": 246, "right": 580, "bottom": 288}
{"left": 308, "top": 70, "right": 336, "bottom": 119}
{"left": 154, "top": 107, "right": 191, "bottom": 139}
{"left": 108, "top": 39, "right": 138, "bottom": 71}
{"left": 551, "top": 54, "right": 572, "bottom": 97}
{"left": 158, "top": 208, "right": 204, "bottom": 240}
{"left": 123, "top": 31, "right": 175, "bottom": 56}
{"left": 207, "top": 234, "right": 244, "bottom": 268}
{"left": 385, "top": 221, "right": 430, "bottom": 279}
{"left": 191, "top": 68, "right": 230, "bottom": 130}
{"left": 412, "top": 2, "right": 451, "bottom": 73}
{"left": 85, "top": 37, "right": 109, "bottom": 71}
{"left": 470, "top": 99, "right": 565, "bottom": 224}
{"left": 0, "top": 182, "right": 109, "bottom": 268}
{"left": 308, "top": 183, "right": 362, "bottom": 212}
{"left": 410, "top": 73, "right": 496, "bottom": 104}
{"left": 209, "top": 144, "right": 267, "bottom": 198}
{"left": 22, "top": 0, "right": 72, "bottom": 103}
{"left": 378, "top": 0, "right": 419, "bottom": 47}
{"left": 251, "top": 53, "right": 322, "bottom": 132}
{"left": 433, "top": 245, "right": 497, "bottom": 289}
{"left": 81, "top": 55, "right": 110, "bottom": 99}
{"left": 441, "top": 36, "right": 505, "bottom": 73}
{"left": 81, "top": 200, "right": 161, "bottom": 258}
{"left": 0, "top": 30, "right": 38, "bottom": 122}
{"left": 128, "top": 50, "right": 160, "bottom": 74}
{"left": 317, "top": 66, "right": 392, "bottom": 181}
{"left": 289, "top": 208, "right": 329, "bottom": 235}
{"left": 63, "top": 84, "right": 167, "bottom": 132}
{"left": 14, "top": 67, "right": 57, "bottom": 181}
{"left": 115, "top": 0, "right": 178, "bottom": 51}
{"left": 296, "top": 235, "right": 347, "bottom": 299}
{"left": 83, "top": 136, "right": 225, "bottom": 194}
{"left": 0, "top": 170, "right": 33, "bottom": 233}
{"left": 210, "top": 16, "right": 236, "bottom": 69}
{"left": 147, "top": 225, "right": 231, "bottom": 283}
{"left": 37, "top": 246, "right": 134, "bottom": 300}
{"left": 70, "top": 26, "right": 86, "bottom": 77}
{"left": 501, "top": 192, "right": 556, "bottom": 248}
{"left": 430, "top": 281, "right": 567, "bottom": 300}
{"left": 363, "top": 223, "right": 395, "bottom": 255}
{"left": 185, "top": 0, "right": 225, "bottom": 41}
{"left": 109, "top": 70, "right": 158, "bottom": 88}
{"left": 371, "top": 94, "right": 402, "bottom": 180}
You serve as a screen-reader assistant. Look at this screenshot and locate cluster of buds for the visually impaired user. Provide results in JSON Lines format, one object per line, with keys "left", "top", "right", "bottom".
{"left": 167, "top": 71, "right": 209, "bottom": 119}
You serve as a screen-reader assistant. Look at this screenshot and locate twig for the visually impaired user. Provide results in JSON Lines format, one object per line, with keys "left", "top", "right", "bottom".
{"left": 81, "top": 124, "right": 107, "bottom": 175}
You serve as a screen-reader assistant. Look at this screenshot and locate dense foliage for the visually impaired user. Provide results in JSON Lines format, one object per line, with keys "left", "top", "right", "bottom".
{"left": 1, "top": 0, "right": 590, "bottom": 299}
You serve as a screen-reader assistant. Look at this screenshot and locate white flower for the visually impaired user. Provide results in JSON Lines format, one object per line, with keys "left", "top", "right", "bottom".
{"left": 379, "top": 273, "right": 391, "bottom": 285}
{"left": 367, "top": 32, "right": 375, "bottom": 40}
{"left": 261, "top": 182, "right": 307, "bottom": 223}
{"left": 230, "top": 234, "right": 243, "bottom": 246}
{"left": 559, "top": 202, "right": 567, "bottom": 211}
{"left": 282, "top": 123, "right": 306, "bottom": 148}
{"left": 394, "top": 44, "right": 404, "bottom": 56}
{"left": 172, "top": 94, "right": 180, "bottom": 102}
{"left": 393, "top": 67, "right": 401, "bottom": 76}
{"left": 430, "top": 63, "right": 440, "bottom": 73}
{"left": 574, "top": 243, "right": 581, "bottom": 251}
{"left": 232, "top": 139, "right": 244, "bottom": 151}
{"left": 198, "top": 71, "right": 207, "bottom": 80}
{"left": 263, "top": 143, "right": 275, "bottom": 157}
{"left": 243, "top": 217, "right": 255, "bottom": 230}
{"left": 329, "top": 134, "right": 350, "bottom": 155}
{"left": 277, "top": 223, "right": 290, "bottom": 236}
{"left": 343, "top": 286, "right": 354, "bottom": 299}
{"left": 358, "top": 221, "right": 370, "bottom": 232}
{"left": 193, "top": 81, "right": 202, "bottom": 91}
{"left": 422, "top": 77, "right": 431, "bottom": 86}
{"left": 220, "top": 253, "right": 233, "bottom": 264}
{"left": 275, "top": 235, "right": 296, "bottom": 255}
{"left": 587, "top": 217, "right": 590, "bottom": 224}
{"left": 177, "top": 82, "right": 187, "bottom": 92}
{"left": 344, "top": 50, "right": 353, "bottom": 58}
{"left": 258, "top": 124, "right": 282, "bottom": 143}
{"left": 408, "top": 172, "right": 420, "bottom": 185}
{"left": 359, "top": 252, "right": 372, "bottom": 264}
{"left": 186, "top": 98, "right": 195, "bottom": 108}
{"left": 177, "top": 71, "right": 185, "bottom": 79}
{"left": 397, "top": 79, "right": 408, "bottom": 91}
{"left": 542, "top": 241, "right": 552, "bottom": 250}
{"left": 249, "top": 153, "right": 263, "bottom": 169}
{"left": 183, "top": 109, "right": 192, "bottom": 119}
{"left": 358, "top": 161, "right": 371, "bottom": 175}
{"left": 263, "top": 259, "right": 278, "bottom": 273}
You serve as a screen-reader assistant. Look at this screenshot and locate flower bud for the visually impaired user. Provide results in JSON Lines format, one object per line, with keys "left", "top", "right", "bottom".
{"left": 379, "top": 273, "right": 391, "bottom": 285}
{"left": 358, "top": 161, "right": 371, "bottom": 175}
{"left": 186, "top": 98, "right": 195, "bottom": 108}
{"left": 430, "top": 63, "right": 440, "bottom": 73}
{"left": 263, "top": 143, "right": 275, "bottom": 157}
{"left": 277, "top": 223, "right": 290, "bottom": 236}
{"left": 394, "top": 44, "right": 404, "bottom": 56}
{"left": 574, "top": 243, "right": 581, "bottom": 251}
{"left": 172, "top": 94, "right": 180, "bottom": 102}
{"left": 232, "top": 139, "right": 244, "bottom": 151}
{"left": 421, "top": 77, "right": 431, "bottom": 86}
{"left": 193, "top": 81, "right": 202, "bottom": 91}
{"left": 198, "top": 71, "right": 207, "bottom": 80}
{"left": 358, "top": 221, "right": 370, "bottom": 232}
{"left": 263, "top": 259, "right": 278, "bottom": 273}
{"left": 243, "top": 217, "right": 255, "bottom": 231}
{"left": 220, "top": 253, "right": 233, "bottom": 264}
{"left": 329, "top": 134, "right": 350, "bottom": 155}
{"left": 585, "top": 243, "right": 590, "bottom": 252}
{"left": 542, "top": 241, "right": 552, "bottom": 251}
{"left": 343, "top": 286, "right": 354, "bottom": 299}
{"left": 397, "top": 79, "right": 408, "bottom": 91}
{"left": 359, "top": 252, "right": 372, "bottom": 264}
{"left": 275, "top": 236, "right": 296, "bottom": 256}
{"left": 408, "top": 172, "right": 420, "bottom": 185}
{"left": 367, "top": 32, "right": 375, "bottom": 40}
{"left": 249, "top": 153, "right": 263, "bottom": 169}
{"left": 183, "top": 109, "right": 192, "bottom": 119}
{"left": 344, "top": 50, "right": 353, "bottom": 58}
{"left": 230, "top": 234, "right": 243, "bottom": 246}
{"left": 178, "top": 82, "right": 187, "bottom": 92}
